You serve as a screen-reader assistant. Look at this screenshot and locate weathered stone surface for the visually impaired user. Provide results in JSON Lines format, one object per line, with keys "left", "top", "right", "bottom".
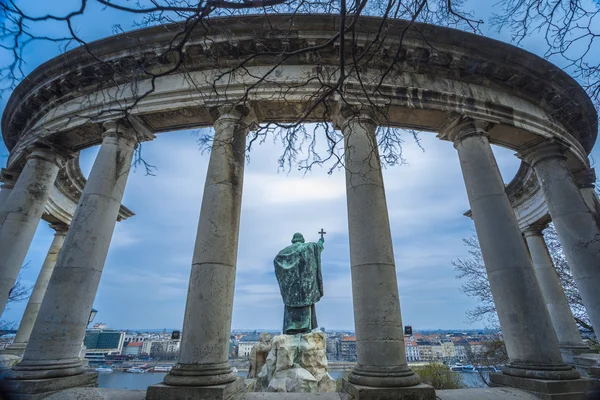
{"left": 43, "top": 388, "right": 146, "bottom": 400}
{"left": 163, "top": 109, "right": 250, "bottom": 387}
{"left": 436, "top": 387, "right": 541, "bottom": 400}
{"left": 255, "top": 332, "right": 335, "bottom": 393}
{"left": 0, "top": 354, "right": 21, "bottom": 370}
{"left": 341, "top": 379, "right": 436, "bottom": 400}
{"left": 490, "top": 372, "right": 592, "bottom": 399}
{"left": 4, "top": 225, "right": 67, "bottom": 357}
{"left": 0, "top": 148, "right": 61, "bottom": 315}
{"left": 146, "top": 377, "right": 243, "bottom": 400}
{"left": 243, "top": 394, "right": 349, "bottom": 399}
{"left": 0, "top": 371, "right": 98, "bottom": 399}
{"left": 452, "top": 126, "right": 576, "bottom": 380}
{"left": 248, "top": 333, "right": 272, "bottom": 378}
{"left": 245, "top": 378, "right": 259, "bottom": 393}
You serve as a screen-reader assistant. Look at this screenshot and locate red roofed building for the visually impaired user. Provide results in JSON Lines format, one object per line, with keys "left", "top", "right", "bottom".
{"left": 123, "top": 341, "right": 143, "bottom": 356}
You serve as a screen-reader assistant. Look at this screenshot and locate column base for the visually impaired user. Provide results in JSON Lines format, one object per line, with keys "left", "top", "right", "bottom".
{"left": 502, "top": 361, "right": 580, "bottom": 380}
{"left": 342, "top": 379, "right": 435, "bottom": 400}
{"left": 1, "top": 342, "right": 26, "bottom": 357}
{"left": 0, "top": 354, "right": 22, "bottom": 371}
{"left": 348, "top": 364, "right": 422, "bottom": 387}
{"left": 5, "top": 359, "right": 85, "bottom": 379}
{"left": 0, "top": 371, "right": 98, "bottom": 400}
{"left": 490, "top": 372, "right": 591, "bottom": 399}
{"left": 146, "top": 376, "right": 243, "bottom": 400}
{"left": 559, "top": 344, "right": 594, "bottom": 365}
{"left": 162, "top": 362, "right": 237, "bottom": 386}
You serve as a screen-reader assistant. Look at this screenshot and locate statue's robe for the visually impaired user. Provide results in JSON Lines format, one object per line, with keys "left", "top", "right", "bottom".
{"left": 273, "top": 238, "right": 324, "bottom": 334}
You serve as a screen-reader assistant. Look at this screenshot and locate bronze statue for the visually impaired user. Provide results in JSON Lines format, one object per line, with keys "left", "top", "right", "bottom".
{"left": 273, "top": 230, "right": 325, "bottom": 334}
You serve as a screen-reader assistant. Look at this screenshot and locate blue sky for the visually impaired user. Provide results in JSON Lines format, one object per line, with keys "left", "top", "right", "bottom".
{"left": 1, "top": 1, "right": 599, "bottom": 330}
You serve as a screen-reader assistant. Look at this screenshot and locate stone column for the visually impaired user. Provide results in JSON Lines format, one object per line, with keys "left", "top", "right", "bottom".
{"left": 3, "top": 223, "right": 68, "bottom": 357}
{"left": 445, "top": 118, "right": 578, "bottom": 381}
{"left": 0, "top": 168, "right": 19, "bottom": 211}
{"left": 0, "top": 147, "right": 63, "bottom": 316}
{"left": 3, "top": 121, "right": 137, "bottom": 394}
{"left": 148, "top": 107, "right": 253, "bottom": 400}
{"left": 336, "top": 109, "right": 433, "bottom": 400}
{"left": 574, "top": 168, "right": 600, "bottom": 230}
{"left": 523, "top": 224, "right": 588, "bottom": 363}
{"left": 521, "top": 142, "right": 600, "bottom": 334}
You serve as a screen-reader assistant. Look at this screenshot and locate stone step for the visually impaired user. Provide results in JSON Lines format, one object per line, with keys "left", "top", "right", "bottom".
{"left": 436, "top": 388, "right": 540, "bottom": 400}
{"left": 574, "top": 353, "right": 600, "bottom": 367}
{"left": 243, "top": 394, "right": 349, "bottom": 400}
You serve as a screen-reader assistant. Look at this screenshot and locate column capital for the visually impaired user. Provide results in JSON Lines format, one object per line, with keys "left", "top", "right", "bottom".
{"left": 210, "top": 104, "right": 258, "bottom": 131}
{"left": 518, "top": 139, "right": 569, "bottom": 168}
{"left": 102, "top": 120, "right": 143, "bottom": 147}
{"left": 522, "top": 223, "right": 547, "bottom": 237}
{"left": 573, "top": 168, "right": 597, "bottom": 189}
{"left": 25, "top": 145, "right": 69, "bottom": 168}
{"left": 0, "top": 168, "right": 20, "bottom": 189}
{"left": 49, "top": 222, "right": 69, "bottom": 235}
{"left": 333, "top": 105, "right": 380, "bottom": 131}
{"left": 437, "top": 114, "right": 491, "bottom": 147}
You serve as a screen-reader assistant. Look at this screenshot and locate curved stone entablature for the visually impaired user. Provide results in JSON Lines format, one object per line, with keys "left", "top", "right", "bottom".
{"left": 2, "top": 15, "right": 597, "bottom": 161}
{"left": 42, "top": 158, "right": 134, "bottom": 225}
{"left": 1, "top": 14, "right": 597, "bottom": 229}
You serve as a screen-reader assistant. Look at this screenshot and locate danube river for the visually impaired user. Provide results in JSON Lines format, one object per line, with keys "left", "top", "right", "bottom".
{"left": 98, "top": 370, "right": 487, "bottom": 390}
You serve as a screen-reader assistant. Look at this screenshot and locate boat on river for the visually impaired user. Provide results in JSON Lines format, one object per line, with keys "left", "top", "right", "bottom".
{"left": 127, "top": 367, "right": 147, "bottom": 373}
{"left": 94, "top": 366, "right": 113, "bottom": 373}
{"left": 462, "top": 364, "right": 476, "bottom": 372}
{"left": 152, "top": 365, "right": 172, "bottom": 372}
{"left": 449, "top": 363, "right": 464, "bottom": 372}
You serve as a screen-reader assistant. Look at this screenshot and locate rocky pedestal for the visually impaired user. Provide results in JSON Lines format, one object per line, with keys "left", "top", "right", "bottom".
{"left": 247, "top": 331, "right": 336, "bottom": 393}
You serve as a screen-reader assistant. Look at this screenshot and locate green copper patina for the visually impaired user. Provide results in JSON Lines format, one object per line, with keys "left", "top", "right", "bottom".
{"left": 274, "top": 232, "right": 324, "bottom": 334}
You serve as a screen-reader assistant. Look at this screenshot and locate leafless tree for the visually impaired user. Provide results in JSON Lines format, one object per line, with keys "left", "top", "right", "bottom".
{"left": 0, "top": 0, "right": 486, "bottom": 174}
{"left": 454, "top": 221, "right": 593, "bottom": 334}
{"left": 491, "top": 0, "right": 600, "bottom": 110}
{"left": 0, "top": 272, "right": 32, "bottom": 335}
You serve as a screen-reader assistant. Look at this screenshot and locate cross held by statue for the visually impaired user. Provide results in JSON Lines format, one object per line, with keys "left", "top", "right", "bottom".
{"left": 318, "top": 228, "right": 326, "bottom": 239}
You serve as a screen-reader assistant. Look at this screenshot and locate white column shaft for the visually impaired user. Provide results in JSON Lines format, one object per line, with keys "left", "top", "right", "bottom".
{"left": 0, "top": 186, "right": 13, "bottom": 211}
{"left": 532, "top": 154, "right": 600, "bottom": 334}
{"left": 453, "top": 127, "right": 576, "bottom": 379}
{"left": 0, "top": 149, "right": 61, "bottom": 315}
{"left": 524, "top": 229, "right": 584, "bottom": 348}
{"left": 342, "top": 114, "right": 420, "bottom": 388}
{"left": 579, "top": 187, "right": 600, "bottom": 229}
{"left": 5, "top": 225, "right": 68, "bottom": 356}
{"left": 164, "top": 109, "right": 248, "bottom": 387}
{"left": 11, "top": 124, "right": 136, "bottom": 379}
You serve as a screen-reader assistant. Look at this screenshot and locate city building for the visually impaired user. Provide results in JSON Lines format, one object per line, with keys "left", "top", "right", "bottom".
{"left": 431, "top": 341, "right": 443, "bottom": 360}
{"left": 453, "top": 339, "right": 470, "bottom": 361}
{"left": 405, "top": 341, "right": 420, "bottom": 362}
{"left": 441, "top": 340, "right": 455, "bottom": 361}
{"left": 83, "top": 330, "right": 125, "bottom": 353}
{"left": 417, "top": 341, "right": 434, "bottom": 361}
{"left": 238, "top": 333, "right": 261, "bottom": 358}
{"left": 141, "top": 340, "right": 153, "bottom": 355}
{"left": 337, "top": 336, "right": 357, "bottom": 362}
{"left": 123, "top": 341, "right": 143, "bottom": 356}
{"left": 326, "top": 336, "right": 339, "bottom": 359}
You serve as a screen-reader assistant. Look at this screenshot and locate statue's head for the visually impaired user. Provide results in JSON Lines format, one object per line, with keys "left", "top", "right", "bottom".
{"left": 291, "top": 232, "right": 305, "bottom": 244}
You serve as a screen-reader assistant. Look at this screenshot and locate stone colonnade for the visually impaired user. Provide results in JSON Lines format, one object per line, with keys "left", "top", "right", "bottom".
{"left": 0, "top": 107, "right": 598, "bottom": 399}
{"left": 523, "top": 225, "right": 589, "bottom": 364}
{"left": 447, "top": 119, "right": 578, "bottom": 380}
{"left": 4, "top": 222, "right": 69, "bottom": 356}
